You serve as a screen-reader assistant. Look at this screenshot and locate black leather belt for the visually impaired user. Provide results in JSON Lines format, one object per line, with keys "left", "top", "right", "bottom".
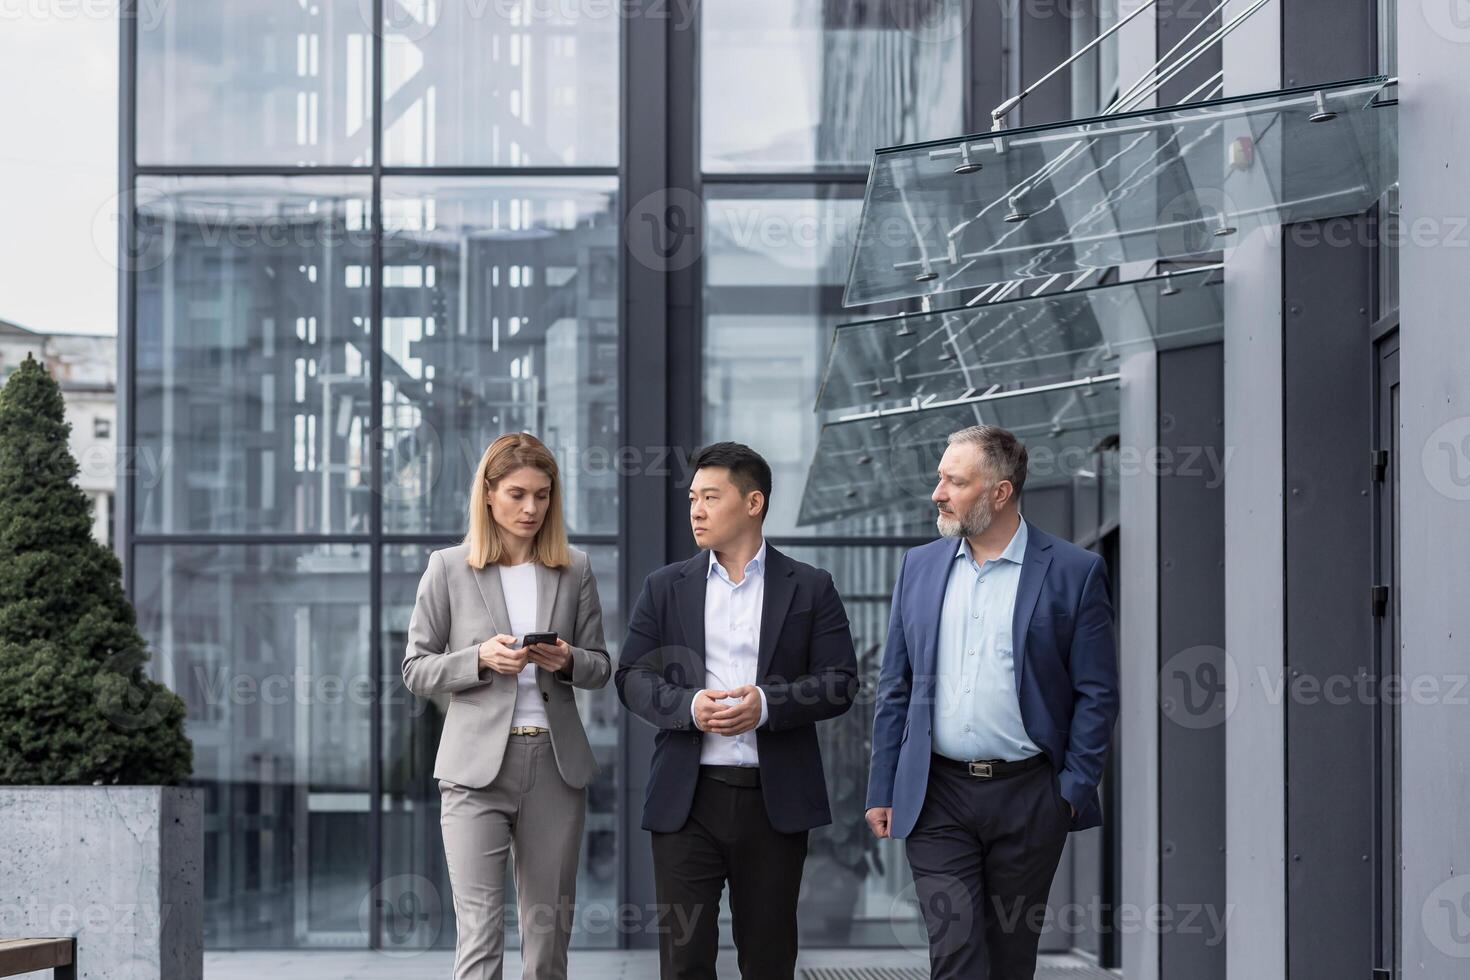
{"left": 700, "top": 764, "right": 761, "bottom": 788}
{"left": 931, "top": 752, "right": 1050, "bottom": 780}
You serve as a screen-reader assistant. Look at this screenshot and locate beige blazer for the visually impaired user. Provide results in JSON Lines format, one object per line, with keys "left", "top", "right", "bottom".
{"left": 402, "top": 542, "right": 611, "bottom": 789}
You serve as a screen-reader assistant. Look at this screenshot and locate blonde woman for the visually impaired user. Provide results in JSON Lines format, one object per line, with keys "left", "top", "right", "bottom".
{"left": 403, "top": 432, "right": 610, "bottom": 980}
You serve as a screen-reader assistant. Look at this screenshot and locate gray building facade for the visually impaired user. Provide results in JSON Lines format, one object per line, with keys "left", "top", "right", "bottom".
{"left": 116, "top": 2, "right": 1462, "bottom": 977}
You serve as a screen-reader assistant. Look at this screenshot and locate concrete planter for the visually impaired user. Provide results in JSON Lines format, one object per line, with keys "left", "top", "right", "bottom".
{"left": 0, "top": 787, "right": 202, "bottom": 980}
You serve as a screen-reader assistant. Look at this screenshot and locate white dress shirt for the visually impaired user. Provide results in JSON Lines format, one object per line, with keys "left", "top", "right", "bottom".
{"left": 693, "top": 540, "right": 771, "bottom": 766}
{"left": 499, "top": 561, "right": 551, "bottom": 729}
{"left": 931, "top": 515, "right": 1041, "bottom": 762}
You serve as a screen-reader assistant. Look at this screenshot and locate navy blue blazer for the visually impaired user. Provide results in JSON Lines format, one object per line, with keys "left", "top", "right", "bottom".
{"left": 866, "top": 523, "right": 1119, "bottom": 838}
{"left": 615, "top": 544, "right": 859, "bottom": 834}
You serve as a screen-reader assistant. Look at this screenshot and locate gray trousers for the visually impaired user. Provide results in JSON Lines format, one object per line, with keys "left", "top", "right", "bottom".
{"left": 439, "top": 732, "right": 586, "bottom": 980}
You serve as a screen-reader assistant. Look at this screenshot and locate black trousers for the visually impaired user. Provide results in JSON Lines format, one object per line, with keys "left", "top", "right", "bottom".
{"left": 650, "top": 769, "right": 809, "bottom": 980}
{"left": 905, "top": 757, "right": 1072, "bottom": 980}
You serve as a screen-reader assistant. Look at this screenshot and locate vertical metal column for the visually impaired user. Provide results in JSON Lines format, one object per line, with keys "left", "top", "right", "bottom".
{"left": 1281, "top": 2, "right": 1377, "bottom": 976}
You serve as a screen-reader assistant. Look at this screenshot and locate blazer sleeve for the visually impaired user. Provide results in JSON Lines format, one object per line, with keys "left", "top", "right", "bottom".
{"left": 614, "top": 574, "right": 700, "bottom": 731}
{"left": 866, "top": 550, "right": 913, "bottom": 810}
{"left": 1058, "top": 555, "right": 1121, "bottom": 812}
{"left": 402, "top": 550, "right": 489, "bottom": 696}
{"left": 759, "top": 570, "right": 859, "bottom": 733}
{"left": 562, "top": 553, "right": 612, "bottom": 690}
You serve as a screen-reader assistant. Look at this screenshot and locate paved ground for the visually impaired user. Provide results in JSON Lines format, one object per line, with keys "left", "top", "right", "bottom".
{"left": 203, "top": 948, "right": 1111, "bottom": 978}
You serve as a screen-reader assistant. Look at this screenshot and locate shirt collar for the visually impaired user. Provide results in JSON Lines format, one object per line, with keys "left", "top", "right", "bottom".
{"left": 955, "top": 514, "right": 1028, "bottom": 567}
{"left": 708, "top": 539, "right": 768, "bottom": 581}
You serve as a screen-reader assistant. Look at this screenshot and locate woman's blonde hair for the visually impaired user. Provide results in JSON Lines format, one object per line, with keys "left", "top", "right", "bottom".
{"left": 463, "top": 432, "right": 572, "bottom": 569}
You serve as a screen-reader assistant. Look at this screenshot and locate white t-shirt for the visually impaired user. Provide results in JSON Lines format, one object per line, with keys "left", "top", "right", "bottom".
{"left": 498, "top": 562, "right": 551, "bottom": 729}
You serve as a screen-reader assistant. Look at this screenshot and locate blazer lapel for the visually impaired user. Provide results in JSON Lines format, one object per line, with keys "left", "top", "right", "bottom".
{"left": 534, "top": 562, "right": 564, "bottom": 690}
{"left": 756, "top": 546, "right": 796, "bottom": 681}
{"left": 674, "top": 554, "right": 709, "bottom": 678}
{"left": 534, "top": 561, "right": 562, "bottom": 633}
{"left": 471, "top": 562, "right": 512, "bottom": 638}
{"left": 917, "top": 543, "right": 954, "bottom": 678}
{"left": 1011, "top": 530, "right": 1053, "bottom": 694}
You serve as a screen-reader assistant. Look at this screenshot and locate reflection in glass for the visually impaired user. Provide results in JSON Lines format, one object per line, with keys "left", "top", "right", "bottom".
{"left": 703, "top": 187, "right": 934, "bottom": 536}
{"left": 137, "top": 0, "right": 373, "bottom": 166}
{"left": 382, "top": 3, "right": 618, "bottom": 166}
{"left": 778, "top": 545, "right": 924, "bottom": 946}
{"left": 800, "top": 383, "right": 1121, "bottom": 527}
{"left": 843, "top": 77, "right": 1398, "bottom": 305}
{"left": 380, "top": 543, "right": 622, "bottom": 950}
{"left": 379, "top": 178, "right": 620, "bottom": 535}
{"left": 819, "top": 268, "right": 1224, "bottom": 411}
{"left": 701, "top": 0, "right": 963, "bottom": 172}
{"left": 134, "top": 177, "right": 374, "bottom": 535}
{"left": 134, "top": 544, "right": 372, "bottom": 947}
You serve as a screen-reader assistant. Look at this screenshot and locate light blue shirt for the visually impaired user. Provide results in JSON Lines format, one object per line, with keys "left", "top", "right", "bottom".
{"left": 691, "top": 541, "right": 770, "bottom": 765}
{"left": 931, "top": 516, "right": 1042, "bottom": 762}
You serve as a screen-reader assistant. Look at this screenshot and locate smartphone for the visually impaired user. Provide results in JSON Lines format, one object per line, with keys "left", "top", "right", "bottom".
{"left": 520, "top": 631, "right": 559, "bottom": 648}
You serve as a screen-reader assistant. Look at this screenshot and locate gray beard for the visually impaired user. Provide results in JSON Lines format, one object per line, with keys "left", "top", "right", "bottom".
{"left": 937, "top": 497, "right": 995, "bottom": 539}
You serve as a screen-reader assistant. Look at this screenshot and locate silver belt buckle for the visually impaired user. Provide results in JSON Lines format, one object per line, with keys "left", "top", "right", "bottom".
{"left": 967, "top": 761, "right": 994, "bottom": 778}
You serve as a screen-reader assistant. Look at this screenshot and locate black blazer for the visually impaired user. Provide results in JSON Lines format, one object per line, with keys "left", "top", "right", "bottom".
{"left": 615, "top": 544, "right": 859, "bottom": 834}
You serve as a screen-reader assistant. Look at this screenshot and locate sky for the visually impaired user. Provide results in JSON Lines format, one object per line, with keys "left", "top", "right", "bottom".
{"left": 0, "top": 7, "right": 118, "bottom": 336}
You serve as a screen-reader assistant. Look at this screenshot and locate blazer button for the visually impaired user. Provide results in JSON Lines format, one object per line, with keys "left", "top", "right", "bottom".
{"left": 541, "top": 692, "right": 550, "bottom": 702}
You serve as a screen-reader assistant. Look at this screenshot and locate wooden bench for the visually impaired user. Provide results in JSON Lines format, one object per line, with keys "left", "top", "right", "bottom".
{"left": 0, "top": 939, "right": 75, "bottom": 979}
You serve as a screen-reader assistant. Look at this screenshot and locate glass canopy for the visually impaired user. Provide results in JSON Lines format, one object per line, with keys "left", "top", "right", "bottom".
{"left": 798, "top": 381, "right": 1119, "bottom": 527}
{"left": 842, "top": 76, "right": 1397, "bottom": 306}
{"left": 818, "top": 266, "right": 1221, "bottom": 412}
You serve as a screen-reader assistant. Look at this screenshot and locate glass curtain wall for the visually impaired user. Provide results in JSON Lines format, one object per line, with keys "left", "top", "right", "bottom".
{"left": 698, "top": 0, "right": 965, "bottom": 947}
{"left": 129, "top": 0, "right": 620, "bottom": 950}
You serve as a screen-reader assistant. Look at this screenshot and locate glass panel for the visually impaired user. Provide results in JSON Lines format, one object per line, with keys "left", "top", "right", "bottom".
{"left": 134, "top": 177, "right": 374, "bottom": 535}
{"left": 382, "top": 2, "right": 618, "bottom": 166}
{"left": 137, "top": 1, "right": 373, "bottom": 166}
{"left": 1378, "top": 181, "right": 1399, "bottom": 319}
{"left": 1378, "top": 0, "right": 1397, "bottom": 76}
{"left": 843, "top": 77, "right": 1398, "bottom": 306}
{"left": 800, "top": 383, "right": 1120, "bottom": 527}
{"left": 820, "top": 267, "right": 1223, "bottom": 411}
{"left": 134, "top": 543, "right": 372, "bottom": 947}
{"left": 701, "top": 0, "right": 964, "bottom": 173}
{"left": 777, "top": 545, "right": 924, "bottom": 946}
{"left": 380, "top": 543, "right": 622, "bottom": 951}
{"left": 703, "top": 185, "right": 934, "bottom": 536}
{"left": 379, "top": 177, "right": 619, "bottom": 535}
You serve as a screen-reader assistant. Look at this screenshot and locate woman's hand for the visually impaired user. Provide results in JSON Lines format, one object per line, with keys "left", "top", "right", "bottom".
{"left": 478, "top": 634, "right": 528, "bottom": 675}
{"left": 527, "top": 638, "right": 574, "bottom": 674}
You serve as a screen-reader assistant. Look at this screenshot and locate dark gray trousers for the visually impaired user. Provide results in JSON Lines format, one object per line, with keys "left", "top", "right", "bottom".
{"left": 905, "top": 757, "right": 1072, "bottom": 979}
